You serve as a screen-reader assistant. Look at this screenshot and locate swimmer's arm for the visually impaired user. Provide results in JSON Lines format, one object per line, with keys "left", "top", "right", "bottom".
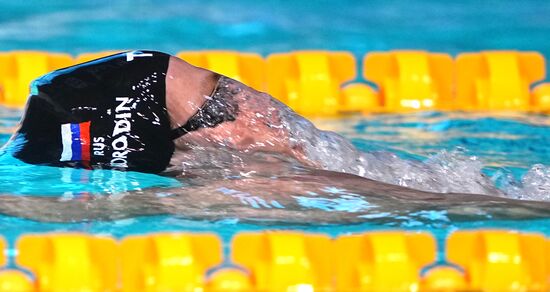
{"left": 168, "top": 73, "right": 313, "bottom": 164}
{"left": 163, "top": 56, "right": 327, "bottom": 167}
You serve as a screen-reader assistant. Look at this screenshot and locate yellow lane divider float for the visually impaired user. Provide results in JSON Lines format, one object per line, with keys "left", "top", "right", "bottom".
{"left": 231, "top": 231, "right": 333, "bottom": 291}
{"left": 266, "top": 51, "right": 375, "bottom": 115}
{"left": 364, "top": 51, "right": 454, "bottom": 112}
{"left": 2, "top": 50, "right": 550, "bottom": 115}
{"left": 16, "top": 233, "right": 118, "bottom": 291}
{"left": 0, "top": 230, "right": 545, "bottom": 291}
{"left": 456, "top": 51, "right": 546, "bottom": 111}
{"left": 334, "top": 231, "right": 436, "bottom": 291}
{"left": 0, "top": 51, "right": 72, "bottom": 107}
{"left": 446, "top": 230, "right": 548, "bottom": 291}
{"left": 0, "top": 237, "right": 34, "bottom": 292}
{"left": 120, "top": 233, "right": 221, "bottom": 292}
{"left": 177, "top": 51, "right": 265, "bottom": 91}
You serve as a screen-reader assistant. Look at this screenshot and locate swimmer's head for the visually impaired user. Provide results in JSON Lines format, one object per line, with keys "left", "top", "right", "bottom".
{"left": 11, "top": 51, "right": 175, "bottom": 173}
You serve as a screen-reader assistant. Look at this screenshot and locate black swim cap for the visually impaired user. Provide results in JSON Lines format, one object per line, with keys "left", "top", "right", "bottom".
{"left": 11, "top": 50, "right": 175, "bottom": 173}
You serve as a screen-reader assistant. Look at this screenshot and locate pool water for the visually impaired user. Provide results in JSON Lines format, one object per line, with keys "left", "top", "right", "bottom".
{"left": 1, "top": 0, "right": 549, "bottom": 59}
{"left": 315, "top": 112, "right": 550, "bottom": 199}
{"left": 0, "top": 0, "right": 549, "bottom": 255}
{"left": 1, "top": 106, "right": 549, "bottom": 251}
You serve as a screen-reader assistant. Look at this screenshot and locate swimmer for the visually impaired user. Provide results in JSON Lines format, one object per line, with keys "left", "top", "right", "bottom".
{"left": 4, "top": 50, "right": 360, "bottom": 175}
{"left": 0, "top": 51, "right": 542, "bottom": 223}
{"left": 4, "top": 50, "right": 500, "bottom": 196}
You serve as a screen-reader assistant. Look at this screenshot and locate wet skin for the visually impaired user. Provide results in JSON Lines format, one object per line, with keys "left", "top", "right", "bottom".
{"left": 0, "top": 164, "right": 548, "bottom": 224}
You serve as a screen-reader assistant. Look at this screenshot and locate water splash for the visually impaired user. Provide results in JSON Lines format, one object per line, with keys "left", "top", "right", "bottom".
{"left": 165, "top": 78, "right": 550, "bottom": 202}
{"left": 495, "top": 164, "right": 550, "bottom": 202}
{"left": 520, "top": 165, "right": 550, "bottom": 201}
{"left": 289, "top": 113, "right": 550, "bottom": 200}
{"left": 278, "top": 101, "right": 502, "bottom": 196}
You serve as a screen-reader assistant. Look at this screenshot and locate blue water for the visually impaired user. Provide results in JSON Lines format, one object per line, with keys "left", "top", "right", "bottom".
{"left": 1, "top": 0, "right": 549, "bottom": 59}
{"left": 1, "top": 107, "right": 550, "bottom": 248}
{"left": 319, "top": 112, "right": 550, "bottom": 178}
{"left": 0, "top": 0, "right": 549, "bottom": 259}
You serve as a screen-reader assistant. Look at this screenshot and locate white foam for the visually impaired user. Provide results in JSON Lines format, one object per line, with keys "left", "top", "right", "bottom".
{"left": 276, "top": 101, "right": 550, "bottom": 201}
{"left": 504, "top": 164, "right": 550, "bottom": 201}
{"left": 173, "top": 82, "right": 550, "bottom": 202}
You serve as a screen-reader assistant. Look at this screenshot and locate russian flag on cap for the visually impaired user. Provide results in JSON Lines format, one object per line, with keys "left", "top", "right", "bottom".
{"left": 60, "top": 122, "right": 91, "bottom": 162}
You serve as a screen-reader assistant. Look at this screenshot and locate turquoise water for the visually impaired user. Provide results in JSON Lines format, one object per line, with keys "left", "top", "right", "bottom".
{"left": 1, "top": 107, "right": 550, "bottom": 249}
{"left": 0, "top": 0, "right": 549, "bottom": 255}
{"left": 1, "top": 0, "right": 549, "bottom": 58}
